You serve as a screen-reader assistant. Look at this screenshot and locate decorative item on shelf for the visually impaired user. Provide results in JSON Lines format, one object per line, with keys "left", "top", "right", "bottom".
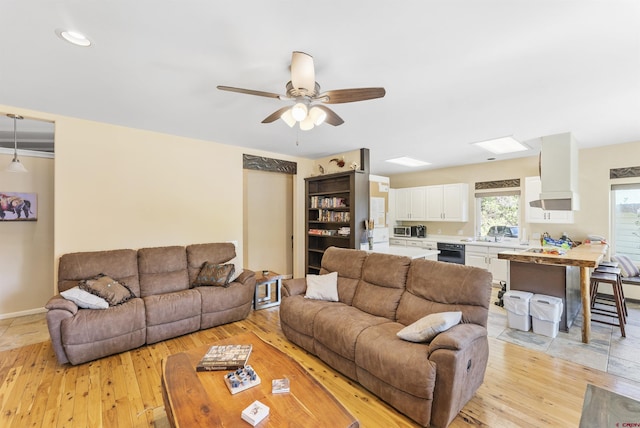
{"left": 330, "top": 156, "right": 345, "bottom": 168}
{"left": 350, "top": 161, "right": 359, "bottom": 170}
{"left": 318, "top": 164, "right": 325, "bottom": 175}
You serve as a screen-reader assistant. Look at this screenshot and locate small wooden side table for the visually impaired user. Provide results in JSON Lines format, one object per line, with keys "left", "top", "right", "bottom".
{"left": 254, "top": 270, "right": 283, "bottom": 310}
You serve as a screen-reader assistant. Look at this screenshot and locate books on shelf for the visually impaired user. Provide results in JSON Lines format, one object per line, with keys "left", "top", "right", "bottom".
{"left": 310, "top": 196, "right": 347, "bottom": 209}
{"left": 318, "top": 209, "right": 350, "bottom": 222}
{"left": 195, "top": 344, "right": 252, "bottom": 372}
{"left": 224, "top": 365, "right": 261, "bottom": 395}
{"left": 241, "top": 400, "right": 269, "bottom": 426}
{"left": 271, "top": 377, "right": 290, "bottom": 394}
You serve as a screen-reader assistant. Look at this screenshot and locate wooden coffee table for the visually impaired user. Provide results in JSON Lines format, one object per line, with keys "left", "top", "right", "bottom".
{"left": 161, "top": 332, "right": 359, "bottom": 427}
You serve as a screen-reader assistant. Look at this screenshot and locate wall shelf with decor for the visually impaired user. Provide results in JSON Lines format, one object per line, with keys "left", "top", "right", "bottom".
{"left": 305, "top": 170, "right": 369, "bottom": 274}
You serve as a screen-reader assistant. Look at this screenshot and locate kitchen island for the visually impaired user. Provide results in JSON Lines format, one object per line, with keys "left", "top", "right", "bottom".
{"left": 498, "top": 243, "right": 608, "bottom": 343}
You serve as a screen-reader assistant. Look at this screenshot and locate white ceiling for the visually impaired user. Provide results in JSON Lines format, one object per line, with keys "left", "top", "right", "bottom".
{"left": 1, "top": 1, "right": 639, "bottom": 175}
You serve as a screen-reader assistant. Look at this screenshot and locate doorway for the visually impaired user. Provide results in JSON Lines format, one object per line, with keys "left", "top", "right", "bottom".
{"left": 243, "top": 169, "right": 293, "bottom": 277}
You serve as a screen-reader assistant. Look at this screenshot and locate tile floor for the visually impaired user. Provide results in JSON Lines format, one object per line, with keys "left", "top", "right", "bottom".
{"left": 489, "top": 287, "right": 640, "bottom": 384}
{"left": 2, "top": 292, "right": 640, "bottom": 385}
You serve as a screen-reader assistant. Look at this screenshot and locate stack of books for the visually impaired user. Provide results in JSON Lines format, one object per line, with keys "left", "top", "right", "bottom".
{"left": 195, "top": 344, "right": 252, "bottom": 372}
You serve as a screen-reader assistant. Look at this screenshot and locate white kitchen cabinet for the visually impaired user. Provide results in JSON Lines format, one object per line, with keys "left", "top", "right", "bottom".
{"left": 425, "top": 183, "right": 469, "bottom": 222}
{"left": 465, "top": 245, "right": 509, "bottom": 283}
{"left": 525, "top": 176, "right": 574, "bottom": 224}
{"left": 395, "top": 187, "right": 426, "bottom": 220}
{"left": 389, "top": 238, "right": 407, "bottom": 246}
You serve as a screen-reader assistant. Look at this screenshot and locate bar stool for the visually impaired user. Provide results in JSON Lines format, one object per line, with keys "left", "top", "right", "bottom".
{"left": 599, "top": 260, "right": 619, "bottom": 268}
{"left": 594, "top": 265, "right": 628, "bottom": 317}
{"left": 589, "top": 271, "right": 626, "bottom": 337}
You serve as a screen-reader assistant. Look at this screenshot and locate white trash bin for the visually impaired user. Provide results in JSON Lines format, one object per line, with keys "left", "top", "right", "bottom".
{"left": 503, "top": 290, "right": 533, "bottom": 331}
{"left": 530, "top": 294, "right": 563, "bottom": 338}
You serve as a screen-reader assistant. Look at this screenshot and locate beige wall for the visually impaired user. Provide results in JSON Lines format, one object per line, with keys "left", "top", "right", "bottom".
{"left": 389, "top": 141, "right": 640, "bottom": 245}
{"left": 0, "top": 151, "right": 54, "bottom": 317}
{"left": 0, "top": 104, "right": 313, "bottom": 316}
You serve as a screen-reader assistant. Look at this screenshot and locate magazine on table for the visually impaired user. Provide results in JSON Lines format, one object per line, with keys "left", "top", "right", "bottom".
{"left": 196, "top": 344, "right": 252, "bottom": 372}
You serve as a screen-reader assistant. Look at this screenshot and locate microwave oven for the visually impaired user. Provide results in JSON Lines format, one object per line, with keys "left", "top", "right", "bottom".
{"left": 393, "top": 226, "right": 411, "bottom": 237}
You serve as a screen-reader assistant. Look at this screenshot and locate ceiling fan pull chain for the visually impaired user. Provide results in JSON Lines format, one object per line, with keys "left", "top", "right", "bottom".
{"left": 296, "top": 128, "right": 300, "bottom": 146}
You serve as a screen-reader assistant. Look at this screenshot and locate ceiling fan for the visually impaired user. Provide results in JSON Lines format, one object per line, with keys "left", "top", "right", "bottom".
{"left": 217, "top": 51, "right": 386, "bottom": 130}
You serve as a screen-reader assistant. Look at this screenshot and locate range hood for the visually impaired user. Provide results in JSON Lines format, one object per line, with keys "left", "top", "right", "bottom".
{"left": 529, "top": 132, "right": 579, "bottom": 211}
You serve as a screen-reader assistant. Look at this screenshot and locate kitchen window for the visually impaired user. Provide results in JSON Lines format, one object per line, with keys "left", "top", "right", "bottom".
{"left": 474, "top": 190, "right": 520, "bottom": 238}
{"left": 611, "top": 183, "right": 640, "bottom": 262}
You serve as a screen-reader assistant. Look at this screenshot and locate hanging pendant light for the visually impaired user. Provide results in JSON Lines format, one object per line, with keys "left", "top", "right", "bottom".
{"left": 5, "top": 114, "right": 28, "bottom": 173}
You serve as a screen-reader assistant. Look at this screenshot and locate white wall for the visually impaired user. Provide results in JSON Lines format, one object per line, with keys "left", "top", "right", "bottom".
{"left": 0, "top": 104, "right": 314, "bottom": 316}
{"left": 0, "top": 151, "right": 54, "bottom": 318}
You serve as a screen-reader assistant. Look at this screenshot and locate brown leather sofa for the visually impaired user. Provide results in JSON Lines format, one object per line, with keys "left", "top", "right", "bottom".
{"left": 280, "top": 247, "right": 492, "bottom": 428}
{"left": 45, "top": 242, "right": 255, "bottom": 365}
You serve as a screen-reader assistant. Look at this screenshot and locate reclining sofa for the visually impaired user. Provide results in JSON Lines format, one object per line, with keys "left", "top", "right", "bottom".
{"left": 280, "top": 247, "right": 492, "bottom": 428}
{"left": 45, "top": 242, "right": 255, "bottom": 365}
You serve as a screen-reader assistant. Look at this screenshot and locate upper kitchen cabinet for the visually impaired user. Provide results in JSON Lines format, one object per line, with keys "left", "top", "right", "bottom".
{"left": 425, "top": 183, "right": 469, "bottom": 222}
{"left": 525, "top": 176, "right": 574, "bottom": 224}
{"left": 395, "top": 187, "right": 426, "bottom": 220}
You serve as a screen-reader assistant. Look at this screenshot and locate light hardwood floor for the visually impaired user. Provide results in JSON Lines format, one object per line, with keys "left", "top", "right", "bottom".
{"left": 2, "top": 306, "right": 640, "bottom": 427}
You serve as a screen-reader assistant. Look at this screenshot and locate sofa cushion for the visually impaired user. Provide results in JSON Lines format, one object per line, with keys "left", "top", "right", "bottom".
{"left": 355, "top": 322, "right": 436, "bottom": 399}
{"left": 138, "top": 246, "right": 189, "bottom": 297}
{"left": 60, "top": 297, "right": 146, "bottom": 364}
{"left": 305, "top": 272, "right": 339, "bottom": 301}
{"left": 193, "top": 262, "right": 235, "bottom": 287}
{"left": 397, "top": 311, "right": 462, "bottom": 343}
{"left": 313, "top": 305, "right": 390, "bottom": 361}
{"left": 613, "top": 254, "right": 640, "bottom": 277}
{"left": 186, "top": 242, "right": 236, "bottom": 284}
{"left": 397, "top": 259, "right": 492, "bottom": 327}
{"left": 351, "top": 252, "right": 411, "bottom": 320}
{"left": 79, "top": 274, "right": 136, "bottom": 306}
{"left": 60, "top": 286, "right": 109, "bottom": 309}
{"left": 279, "top": 295, "right": 339, "bottom": 338}
{"left": 58, "top": 249, "right": 140, "bottom": 296}
{"left": 320, "top": 247, "right": 367, "bottom": 305}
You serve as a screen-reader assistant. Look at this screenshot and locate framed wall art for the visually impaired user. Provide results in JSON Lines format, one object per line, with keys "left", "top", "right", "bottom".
{"left": 0, "top": 192, "right": 37, "bottom": 221}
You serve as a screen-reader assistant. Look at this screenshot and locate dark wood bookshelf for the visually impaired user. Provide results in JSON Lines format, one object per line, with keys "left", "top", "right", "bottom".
{"left": 305, "top": 169, "right": 369, "bottom": 274}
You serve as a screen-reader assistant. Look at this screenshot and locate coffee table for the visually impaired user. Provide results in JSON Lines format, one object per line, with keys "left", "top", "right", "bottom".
{"left": 161, "top": 332, "right": 359, "bottom": 427}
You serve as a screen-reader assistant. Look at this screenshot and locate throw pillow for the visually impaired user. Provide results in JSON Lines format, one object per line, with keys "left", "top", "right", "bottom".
{"left": 193, "top": 262, "right": 235, "bottom": 287}
{"left": 613, "top": 254, "right": 640, "bottom": 278}
{"left": 79, "top": 274, "right": 135, "bottom": 306}
{"left": 60, "top": 286, "right": 109, "bottom": 309}
{"left": 226, "top": 256, "right": 242, "bottom": 283}
{"left": 397, "top": 311, "right": 462, "bottom": 343}
{"left": 305, "top": 271, "right": 339, "bottom": 302}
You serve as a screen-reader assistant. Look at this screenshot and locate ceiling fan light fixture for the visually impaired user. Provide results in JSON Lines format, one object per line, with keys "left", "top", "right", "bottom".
{"left": 291, "top": 103, "right": 308, "bottom": 121}
{"left": 309, "top": 106, "right": 327, "bottom": 126}
{"left": 280, "top": 109, "right": 296, "bottom": 127}
{"left": 299, "top": 115, "right": 315, "bottom": 131}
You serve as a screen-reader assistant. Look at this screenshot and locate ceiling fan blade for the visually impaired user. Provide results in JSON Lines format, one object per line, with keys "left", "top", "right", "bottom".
{"left": 261, "top": 106, "right": 292, "bottom": 124}
{"left": 290, "top": 52, "right": 315, "bottom": 93}
{"left": 320, "top": 87, "right": 386, "bottom": 104}
{"left": 313, "top": 105, "right": 344, "bottom": 126}
{"left": 217, "top": 85, "right": 281, "bottom": 99}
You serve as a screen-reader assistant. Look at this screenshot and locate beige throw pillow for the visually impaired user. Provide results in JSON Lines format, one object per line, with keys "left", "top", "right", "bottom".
{"left": 305, "top": 271, "right": 339, "bottom": 301}
{"left": 60, "top": 286, "right": 109, "bottom": 309}
{"left": 397, "top": 311, "right": 462, "bottom": 343}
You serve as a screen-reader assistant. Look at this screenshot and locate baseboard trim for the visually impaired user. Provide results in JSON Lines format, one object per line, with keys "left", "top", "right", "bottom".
{"left": 0, "top": 307, "right": 46, "bottom": 320}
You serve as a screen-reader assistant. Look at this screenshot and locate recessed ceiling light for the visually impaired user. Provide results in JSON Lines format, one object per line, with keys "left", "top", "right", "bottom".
{"left": 385, "top": 157, "right": 431, "bottom": 167}
{"left": 472, "top": 136, "right": 528, "bottom": 154}
{"left": 55, "top": 29, "right": 92, "bottom": 47}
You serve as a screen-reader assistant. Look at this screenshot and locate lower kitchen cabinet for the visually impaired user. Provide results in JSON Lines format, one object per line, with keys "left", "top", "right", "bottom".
{"left": 465, "top": 245, "right": 510, "bottom": 283}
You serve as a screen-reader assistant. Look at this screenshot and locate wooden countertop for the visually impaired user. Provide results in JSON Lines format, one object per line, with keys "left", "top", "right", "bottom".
{"left": 497, "top": 243, "right": 608, "bottom": 268}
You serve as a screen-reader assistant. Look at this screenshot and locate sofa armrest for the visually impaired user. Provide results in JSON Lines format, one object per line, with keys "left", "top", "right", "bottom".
{"left": 428, "top": 323, "right": 487, "bottom": 354}
{"left": 282, "top": 278, "right": 306, "bottom": 297}
{"left": 45, "top": 295, "right": 79, "bottom": 315}
{"left": 233, "top": 269, "right": 256, "bottom": 286}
